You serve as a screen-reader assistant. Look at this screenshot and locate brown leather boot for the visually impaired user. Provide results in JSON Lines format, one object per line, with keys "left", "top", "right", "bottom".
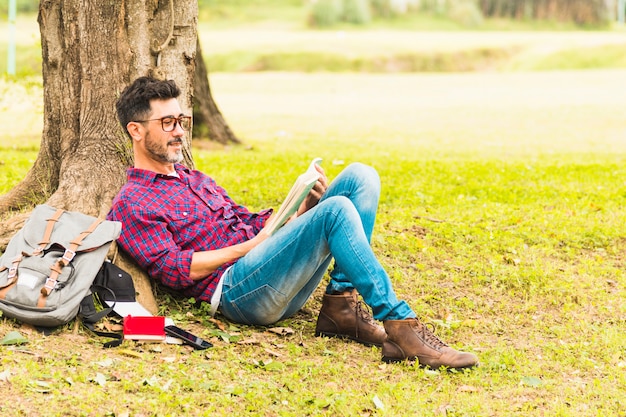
{"left": 382, "top": 318, "right": 478, "bottom": 369}
{"left": 315, "top": 290, "right": 387, "bottom": 347}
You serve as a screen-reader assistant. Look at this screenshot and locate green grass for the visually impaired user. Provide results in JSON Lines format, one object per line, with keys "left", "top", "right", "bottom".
{"left": 3, "top": 13, "right": 626, "bottom": 415}
{"left": 197, "top": 27, "right": 626, "bottom": 73}
{"left": 513, "top": 43, "right": 626, "bottom": 71}
{"left": 5, "top": 68, "right": 626, "bottom": 415}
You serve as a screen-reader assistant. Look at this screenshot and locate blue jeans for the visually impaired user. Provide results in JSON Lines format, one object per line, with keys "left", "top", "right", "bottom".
{"left": 219, "top": 163, "right": 416, "bottom": 325}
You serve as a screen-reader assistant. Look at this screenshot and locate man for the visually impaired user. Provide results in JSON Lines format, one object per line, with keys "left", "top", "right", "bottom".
{"left": 108, "top": 76, "right": 478, "bottom": 369}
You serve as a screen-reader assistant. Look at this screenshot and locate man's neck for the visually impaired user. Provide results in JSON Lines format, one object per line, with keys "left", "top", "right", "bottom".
{"left": 133, "top": 157, "right": 176, "bottom": 176}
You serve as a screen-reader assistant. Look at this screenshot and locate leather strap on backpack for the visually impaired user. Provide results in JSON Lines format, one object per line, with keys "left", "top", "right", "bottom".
{"left": 0, "top": 254, "right": 23, "bottom": 293}
{"left": 34, "top": 208, "right": 65, "bottom": 256}
{"left": 38, "top": 217, "right": 105, "bottom": 305}
{"left": 0, "top": 209, "right": 65, "bottom": 294}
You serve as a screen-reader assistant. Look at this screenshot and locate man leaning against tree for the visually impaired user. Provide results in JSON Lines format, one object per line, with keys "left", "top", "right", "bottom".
{"left": 107, "top": 76, "right": 479, "bottom": 369}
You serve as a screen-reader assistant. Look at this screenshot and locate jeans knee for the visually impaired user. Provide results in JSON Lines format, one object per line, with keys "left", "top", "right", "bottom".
{"left": 322, "top": 196, "right": 355, "bottom": 216}
{"left": 318, "top": 197, "right": 361, "bottom": 232}
{"left": 345, "top": 163, "right": 380, "bottom": 194}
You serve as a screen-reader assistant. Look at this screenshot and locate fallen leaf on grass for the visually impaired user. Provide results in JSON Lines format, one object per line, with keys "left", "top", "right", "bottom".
{"left": 91, "top": 373, "right": 107, "bottom": 387}
{"left": 372, "top": 395, "right": 385, "bottom": 410}
{"left": 118, "top": 349, "right": 143, "bottom": 358}
{"left": 264, "top": 348, "right": 283, "bottom": 357}
{"left": 29, "top": 380, "right": 52, "bottom": 393}
{"left": 262, "top": 360, "right": 285, "bottom": 371}
{"left": 268, "top": 327, "right": 294, "bottom": 336}
{"left": 237, "top": 337, "right": 260, "bottom": 345}
{"left": 0, "top": 369, "right": 11, "bottom": 384}
{"left": 142, "top": 377, "right": 158, "bottom": 387}
{"left": 458, "top": 385, "right": 479, "bottom": 392}
{"left": 209, "top": 317, "right": 226, "bottom": 331}
{"left": 252, "top": 358, "right": 285, "bottom": 371}
{"left": 162, "top": 379, "right": 174, "bottom": 391}
{"left": 1, "top": 331, "right": 28, "bottom": 345}
{"left": 211, "top": 329, "right": 235, "bottom": 342}
{"left": 95, "top": 358, "right": 114, "bottom": 368}
{"left": 104, "top": 322, "right": 124, "bottom": 332}
{"left": 520, "top": 376, "right": 543, "bottom": 387}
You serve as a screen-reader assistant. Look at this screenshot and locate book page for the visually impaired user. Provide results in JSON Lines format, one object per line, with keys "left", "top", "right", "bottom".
{"left": 265, "top": 158, "right": 322, "bottom": 235}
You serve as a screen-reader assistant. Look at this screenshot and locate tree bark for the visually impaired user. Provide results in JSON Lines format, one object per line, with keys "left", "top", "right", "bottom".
{"left": 0, "top": 0, "right": 200, "bottom": 314}
{"left": 192, "top": 36, "right": 241, "bottom": 145}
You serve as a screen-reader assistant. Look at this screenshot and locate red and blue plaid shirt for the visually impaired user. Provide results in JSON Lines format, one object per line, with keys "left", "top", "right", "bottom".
{"left": 107, "top": 164, "right": 272, "bottom": 302}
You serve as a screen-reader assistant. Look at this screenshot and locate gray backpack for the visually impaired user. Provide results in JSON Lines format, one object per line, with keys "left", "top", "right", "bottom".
{"left": 0, "top": 205, "right": 121, "bottom": 327}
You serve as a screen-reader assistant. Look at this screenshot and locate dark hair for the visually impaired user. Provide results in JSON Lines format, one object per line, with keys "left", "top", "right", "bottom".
{"left": 116, "top": 76, "right": 181, "bottom": 138}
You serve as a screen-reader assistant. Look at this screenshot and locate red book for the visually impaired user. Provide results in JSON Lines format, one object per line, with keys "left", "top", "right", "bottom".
{"left": 123, "top": 316, "right": 166, "bottom": 341}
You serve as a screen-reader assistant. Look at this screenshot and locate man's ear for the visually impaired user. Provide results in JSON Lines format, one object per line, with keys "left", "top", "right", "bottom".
{"left": 126, "top": 122, "right": 143, "bottom": 141}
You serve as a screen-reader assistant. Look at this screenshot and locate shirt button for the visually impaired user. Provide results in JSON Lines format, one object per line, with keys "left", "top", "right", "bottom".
{"left": 183, "top": 212, "right": 188, "bottom": 216}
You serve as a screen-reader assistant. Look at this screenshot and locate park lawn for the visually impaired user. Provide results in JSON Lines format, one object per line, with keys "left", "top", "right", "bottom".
{"left": 2, "top": 68, "right": 626, "bottom": 415}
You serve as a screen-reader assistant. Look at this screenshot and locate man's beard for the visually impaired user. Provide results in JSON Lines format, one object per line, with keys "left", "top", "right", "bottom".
{"left": 145, "top": 133, "right": 184, "bottom": 164}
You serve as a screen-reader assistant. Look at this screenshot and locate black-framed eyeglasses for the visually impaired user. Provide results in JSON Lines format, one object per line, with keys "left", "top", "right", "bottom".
{"left": 135, "top": 116, "right": 192, "bottom": 132}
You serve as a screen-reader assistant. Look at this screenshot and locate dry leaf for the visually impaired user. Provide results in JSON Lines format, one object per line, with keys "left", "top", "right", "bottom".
{"left": 209, "top": 317, "right": 226, "bottom": 331}
{"left": 458, "top": 385, "right": 479, "bottom": 392}
{"left": 119, "top": 349, "right": 143, "bottom": 358}
{"left": 0, "top": 369, "right": 11, "bottom": 384}
{"left": 264, "top": 348, "right": 283, "bottom": 357}
{"left": 268, "top": 327, "right": 294, "bottom": 336}
{"left": 237, "top": 337, "right": 260, "bottom": 345}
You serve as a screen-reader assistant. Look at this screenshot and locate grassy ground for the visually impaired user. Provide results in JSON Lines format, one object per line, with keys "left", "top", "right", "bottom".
{"left": 2, "top": 12, "right": 626, "bottom": 417}
{"left": 2, "top": 67, "right": 626, "bottom": 416}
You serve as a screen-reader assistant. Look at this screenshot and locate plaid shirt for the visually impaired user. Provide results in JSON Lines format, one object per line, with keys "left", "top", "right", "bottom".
{"left": 107, "top": 164, "right": 272, "bottom": 302}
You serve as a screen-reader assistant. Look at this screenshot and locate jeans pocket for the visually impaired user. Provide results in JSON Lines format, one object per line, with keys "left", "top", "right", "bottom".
{"left": 221, "top": 284, "right": 288, "bottom": 326}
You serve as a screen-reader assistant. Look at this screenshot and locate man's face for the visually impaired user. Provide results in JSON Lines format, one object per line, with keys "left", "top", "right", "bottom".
{"left": 141, "top": 98, "right": 185, "bottom": 165}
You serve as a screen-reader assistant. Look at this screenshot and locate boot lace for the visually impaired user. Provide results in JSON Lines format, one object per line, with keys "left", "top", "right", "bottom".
{"left": 355, "top": 300, "right": 377, "bottom": 325}
{"left": 419, "top": 321, "right": 449, "bottom": 350}
{"left": 354, "top": 300, "right": 379, "bottom": 340}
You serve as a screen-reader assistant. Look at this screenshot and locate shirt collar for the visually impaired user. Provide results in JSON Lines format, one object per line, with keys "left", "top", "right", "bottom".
{"left": 127, "top": 163, "right": 191, "bottom": 186}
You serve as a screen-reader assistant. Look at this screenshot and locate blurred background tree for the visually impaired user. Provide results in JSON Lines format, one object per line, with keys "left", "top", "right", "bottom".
{"left": 478, "top": 0, "right": 610, "bottom": 25}
{"left": 304, "top": 0, "right": 613, "bottom": 27}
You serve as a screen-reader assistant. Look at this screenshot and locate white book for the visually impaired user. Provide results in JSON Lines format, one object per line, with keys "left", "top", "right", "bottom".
{"left": 264, "top": 158, "right": 322, "bottom": 235}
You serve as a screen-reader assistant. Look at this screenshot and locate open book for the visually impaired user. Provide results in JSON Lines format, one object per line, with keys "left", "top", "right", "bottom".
{"left": 264, "top": 158, "right": 322, "bottom": 235}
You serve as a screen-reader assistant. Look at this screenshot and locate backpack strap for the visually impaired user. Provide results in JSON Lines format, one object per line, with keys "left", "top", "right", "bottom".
{"left": 0, "top": 209, "right": 65, "bottom": 292}
{"left": 0, "top": 254, "right": 23, "bottom": 291}
{"left": 80, "top": 284, "right": 123, "bottom": 348}
{"left": 38, "top": 217, "right": 104, "bottom": 305}
{"left": 33, "top": 208, "right": 66, "bottom": 256}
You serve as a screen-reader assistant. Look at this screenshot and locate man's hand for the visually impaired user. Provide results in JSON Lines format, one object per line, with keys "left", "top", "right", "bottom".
{"left": 297, "top": 164, "right": 328, "bottom": 216}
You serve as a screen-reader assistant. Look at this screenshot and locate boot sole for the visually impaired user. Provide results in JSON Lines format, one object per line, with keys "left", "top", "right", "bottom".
{"left": 315, "top": 330, "right": 383, "bottom": 348}
{"left": 382, "top": 355, "right": 479, "bottom": 370}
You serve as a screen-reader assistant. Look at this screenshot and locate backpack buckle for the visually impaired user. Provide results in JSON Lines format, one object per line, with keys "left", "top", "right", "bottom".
{"left": 41, "top": 277, "right": 57, "bottom": 296}
{"left": 7, "top": 266, "right": 18, "bottom": 279}
{"left": 62, "top": 249, "right": 76, "bottom": 264}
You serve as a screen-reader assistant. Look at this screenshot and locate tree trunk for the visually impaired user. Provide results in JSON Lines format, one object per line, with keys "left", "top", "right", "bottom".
{"left": 192, "top": 36, "right": 241, "bottom": 145}
{"left": 0, "top": 0, "right": 199, "bottom": 313}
